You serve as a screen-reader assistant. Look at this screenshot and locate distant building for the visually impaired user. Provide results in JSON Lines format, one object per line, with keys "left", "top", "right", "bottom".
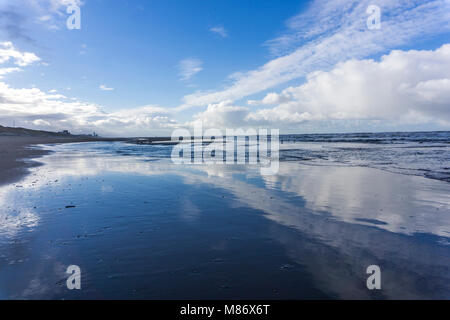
{"left": 59, "top": 130, "right": 70, "bottom": 135}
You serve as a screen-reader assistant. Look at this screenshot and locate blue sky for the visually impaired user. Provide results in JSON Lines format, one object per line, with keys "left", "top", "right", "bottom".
{"left": 0, "top": 0, "right": 449, "bottom": 136}
{"left": 5, "top": 0, "right": 305, "bottom": 108}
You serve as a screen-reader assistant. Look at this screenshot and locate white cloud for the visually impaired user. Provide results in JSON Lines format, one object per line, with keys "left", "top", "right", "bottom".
{"left": 186, "top": 45, "right": 450, "bottom": 131}
{"left": 210, "top": 26, "right": 228, "bottom": 38}
{"left": 7, "top": 43, "right": 442, "bottom": 136}
{"left": 178, "top": 58, "right": 203, "bottom": 81}
{"left": 247, "top": 92, "right": 291, "bottom": 106}
{"left": 33, "top": 119, "right": 51, "bottom": 126}
{"left": 0, "top": 80, "right": 178, "bottom": 136}
{"left": 247, "top": 44, "right": 450, "bottom": 126}
{"left": 38, "top": 15, "right": 52, "bottom": 22}
{"left": 0, "top": 67, "right": 22, "bottom": 79}
{"left": 80, "top": 44, "right": 87, "bottom": 55}
{"left": 191, "top": 101, "right": 250, "bottom": 128}
{"left": 99, "top": 85, "right": 114, "bottom": 91}
{"left": 181, "top": 0, "right": 450, "bottom": 108}
{"left": 4, "top": 0, "right": 85, "bottom": 33}
{"left": 0, "top": 42, "right": 37, "bottom": 80}
{"left": 0, "top": 43, "right": 176, "bottom": 136}
{"left": 47, "top": 0, "right": 83, "bottom": 12}
{"left": 0, "top": 42, "right": 40, "bottom": 66}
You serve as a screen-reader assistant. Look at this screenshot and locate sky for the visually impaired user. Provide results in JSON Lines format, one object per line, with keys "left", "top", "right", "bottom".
{"left": 0, "top": 0, "right": 449, "bottom": 137}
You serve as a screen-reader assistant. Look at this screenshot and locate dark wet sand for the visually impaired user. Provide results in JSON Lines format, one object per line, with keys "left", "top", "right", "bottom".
{"left": 0, "top": 141, "right": 449, "bottom": 299}
{"left": 0, "top": 136, "right": 124, "bottom": 186}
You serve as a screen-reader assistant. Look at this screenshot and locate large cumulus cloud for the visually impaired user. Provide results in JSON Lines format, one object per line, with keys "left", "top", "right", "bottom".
{"left": 247, "top": 44, "right": 450, "bottom": 127}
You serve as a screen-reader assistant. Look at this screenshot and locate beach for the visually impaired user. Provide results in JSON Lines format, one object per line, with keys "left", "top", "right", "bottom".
{"left": 0, "top": 135, "right": 127, "bottom": 187}
{"left": 0, "top": 136, "right": 449, "bottom": 299}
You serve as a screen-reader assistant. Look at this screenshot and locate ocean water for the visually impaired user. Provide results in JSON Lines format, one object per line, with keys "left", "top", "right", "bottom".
{"left": 279, "top": 131, "right": 450, "bottom": 182}
{"left": 83, "top": 131, "right": 450, "bottom": 182}
{"left": 0, "top": 132, "right": 449, "bottom": 299}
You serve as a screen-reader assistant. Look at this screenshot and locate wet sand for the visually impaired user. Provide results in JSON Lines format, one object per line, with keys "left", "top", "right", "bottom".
{"left": 0, "top": 136, "right": 124, "bottom": 186}
{"left": 0, "top": 142, "right": 448, "bottom": 299}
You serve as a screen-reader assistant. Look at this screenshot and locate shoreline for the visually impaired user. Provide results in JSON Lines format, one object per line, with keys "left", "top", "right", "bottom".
{"left": 0, "top": 136, "right": 126, "bottom": 187}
